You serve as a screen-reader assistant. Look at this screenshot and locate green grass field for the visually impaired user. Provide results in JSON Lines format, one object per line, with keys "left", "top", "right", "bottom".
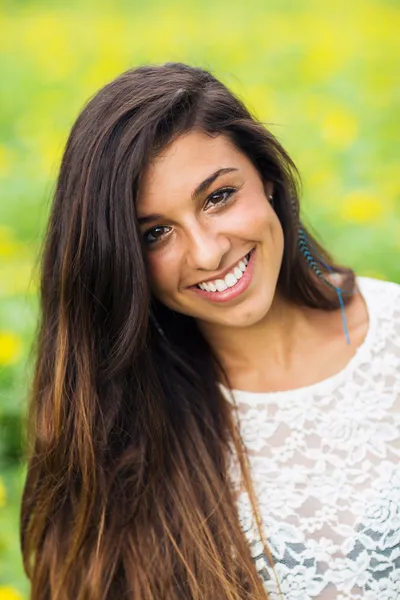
{"left": 0, "top": 0, "right": 399, "bottom": 596}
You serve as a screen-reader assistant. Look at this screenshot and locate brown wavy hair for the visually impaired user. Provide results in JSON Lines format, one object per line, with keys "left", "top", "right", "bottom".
{"left": 20, "top": 62, "right": 355, "bottom": 599}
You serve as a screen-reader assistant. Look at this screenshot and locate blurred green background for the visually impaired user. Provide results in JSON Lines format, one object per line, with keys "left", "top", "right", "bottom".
{"left": 0, "top": 0, "right": 399, "bottom": 596}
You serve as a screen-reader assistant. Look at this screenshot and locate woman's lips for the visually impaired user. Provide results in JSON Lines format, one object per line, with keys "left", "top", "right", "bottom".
{"left": 190, "top": 248, "right": 256, "bottom": 303}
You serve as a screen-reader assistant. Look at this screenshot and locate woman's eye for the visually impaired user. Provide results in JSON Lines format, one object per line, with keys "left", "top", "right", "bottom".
{"left": 143, "top": 225, "right": 170, "bottom": 245}
{"left": 205, "top": 187, "right": 236, "bottom": 209}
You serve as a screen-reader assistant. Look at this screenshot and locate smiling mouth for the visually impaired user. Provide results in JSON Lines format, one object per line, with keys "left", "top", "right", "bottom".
{"left": 193, "top": 249, "right": 254, "bottom": 293}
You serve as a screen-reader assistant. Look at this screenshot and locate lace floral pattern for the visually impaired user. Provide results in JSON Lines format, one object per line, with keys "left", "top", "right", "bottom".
{"left": 221, "top": 277, "right": 400, "bottom": 599}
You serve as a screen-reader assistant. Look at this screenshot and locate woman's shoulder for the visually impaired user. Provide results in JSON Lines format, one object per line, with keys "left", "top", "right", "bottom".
{"left": 356, "top": 275, "right": 400, "bottom": 353}
{"left": 356, "top": 274, "right": 400, "bottom": 315}
{"left": 356, "top": 274, "right": 400, "bottom": 289}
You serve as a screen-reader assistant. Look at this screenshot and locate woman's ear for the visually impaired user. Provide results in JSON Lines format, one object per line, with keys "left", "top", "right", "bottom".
{"left": 263, "top": 181, "right": 274, "bottom": 200}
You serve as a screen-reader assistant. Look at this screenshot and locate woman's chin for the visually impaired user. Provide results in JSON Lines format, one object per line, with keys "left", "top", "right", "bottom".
{"left": 195, "top": 294, "right": 274, "bottom": 329}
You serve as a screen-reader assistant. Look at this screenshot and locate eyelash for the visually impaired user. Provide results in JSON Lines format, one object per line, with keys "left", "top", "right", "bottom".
{"left": 205, "top": 186, "right": 238, "bottom": 209}
{"left": 142, "top": 186, "right": 239, "bottom": 247}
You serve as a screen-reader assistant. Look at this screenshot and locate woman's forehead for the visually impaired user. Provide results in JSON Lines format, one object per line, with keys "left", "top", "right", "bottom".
{"left": 136, "top": 131, "right": 246, "bottom": 208}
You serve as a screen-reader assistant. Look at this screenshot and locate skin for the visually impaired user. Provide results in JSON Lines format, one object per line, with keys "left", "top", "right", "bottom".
{"left": 136, "top": 130, "right": 369, "bottom": 392}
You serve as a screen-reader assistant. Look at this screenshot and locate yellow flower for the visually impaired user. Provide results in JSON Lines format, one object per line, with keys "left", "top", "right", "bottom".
{"left": 0, "top": 588, "right": 24, "bottom": 600}
{"left": 0, "top": 477, "right": 6, "bottom": 507}
{"left": 0, "top": 331, "right": 23, "bottom": 365}
{"left": 20, "top": 12, "right": 76, "bottom": 81}
{"left": 0, "top": 226, "right": 23, "bottom": 258}
{"left": 340, "top": 191, "right": 385, "bottom": 224}
{"left": 244, "top": 84, "right": 276, "bottom": 121}
{"left": 0, "top": 261, "right": 38, "bottom": 297}
{"left": 299, "top": 38, "right": 350, "bottom": 84}
{"left": 321, "top": 107, "right": 358, "bottom": 150}
{"left": 37, "top": 135, "right": 65, "bottom": 179}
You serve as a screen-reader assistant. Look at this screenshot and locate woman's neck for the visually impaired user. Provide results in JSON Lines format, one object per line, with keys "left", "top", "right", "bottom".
{"left": 199, "top": 292, "right": 320, "bottom": 378}
{"left": 199, "top": 284, "right": 367, "bottom": 393}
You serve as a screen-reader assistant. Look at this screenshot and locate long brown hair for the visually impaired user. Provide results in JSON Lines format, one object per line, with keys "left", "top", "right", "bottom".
{"left": 20, "top": 62, "right": 355, "bottom": 599}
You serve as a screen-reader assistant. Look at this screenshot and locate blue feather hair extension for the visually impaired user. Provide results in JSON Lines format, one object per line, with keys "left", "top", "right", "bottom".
{"left": 298, "top": 227, "right": 352, "bottom": 345}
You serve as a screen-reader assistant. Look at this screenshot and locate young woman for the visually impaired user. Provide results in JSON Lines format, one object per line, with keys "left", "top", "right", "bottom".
{"left": 20, "top": 62, "right": 400, "bottom": 599}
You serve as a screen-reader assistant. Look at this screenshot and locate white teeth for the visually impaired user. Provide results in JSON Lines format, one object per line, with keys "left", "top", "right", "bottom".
{"left": 215, "top": 279, "right": 228, "bottom": 292}
{"left": 225, "top": 273, "right": 237, "bottom": 288}
{"left": 196, "top": 250, "right": 252, "bottom": 292}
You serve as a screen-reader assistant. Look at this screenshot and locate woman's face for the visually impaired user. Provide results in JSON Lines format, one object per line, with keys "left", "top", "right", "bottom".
{"left": 136, "top": 130, "right": 284, "bottom": 329}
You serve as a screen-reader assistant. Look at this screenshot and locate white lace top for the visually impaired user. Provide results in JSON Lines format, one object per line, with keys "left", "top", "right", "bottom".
{"left": 220, "top": 276, "right": 400, "bottom": 599}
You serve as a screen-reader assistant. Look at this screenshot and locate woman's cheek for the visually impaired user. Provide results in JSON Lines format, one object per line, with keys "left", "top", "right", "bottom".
{"left": 230, "top": 195, "right": 270, "bottom": 235}
{"left": 145, "top": 255, "right": 164, "bottom": 292}
{"left": 147, "top": 254, "right": 178, "bottom": 296}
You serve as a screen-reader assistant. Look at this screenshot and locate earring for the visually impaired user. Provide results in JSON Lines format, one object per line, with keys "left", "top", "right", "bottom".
{"left": 268, "top": 194, "right": 274, "bottom": 207}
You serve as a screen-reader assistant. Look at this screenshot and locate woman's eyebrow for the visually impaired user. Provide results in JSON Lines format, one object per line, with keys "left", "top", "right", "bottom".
{"left": 191, "top": 167, "right": 238, "bottom": 201}
{"left": 137, "top": 167, "right": 238, "bottom": 225}
{"left": 138, "top": 212, "right": 164, "bottom": 225}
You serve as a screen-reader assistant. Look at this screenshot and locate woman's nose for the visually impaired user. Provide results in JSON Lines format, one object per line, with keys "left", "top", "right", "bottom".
{"left": 185, "top": 225, "right": 230, "bottom": 271}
